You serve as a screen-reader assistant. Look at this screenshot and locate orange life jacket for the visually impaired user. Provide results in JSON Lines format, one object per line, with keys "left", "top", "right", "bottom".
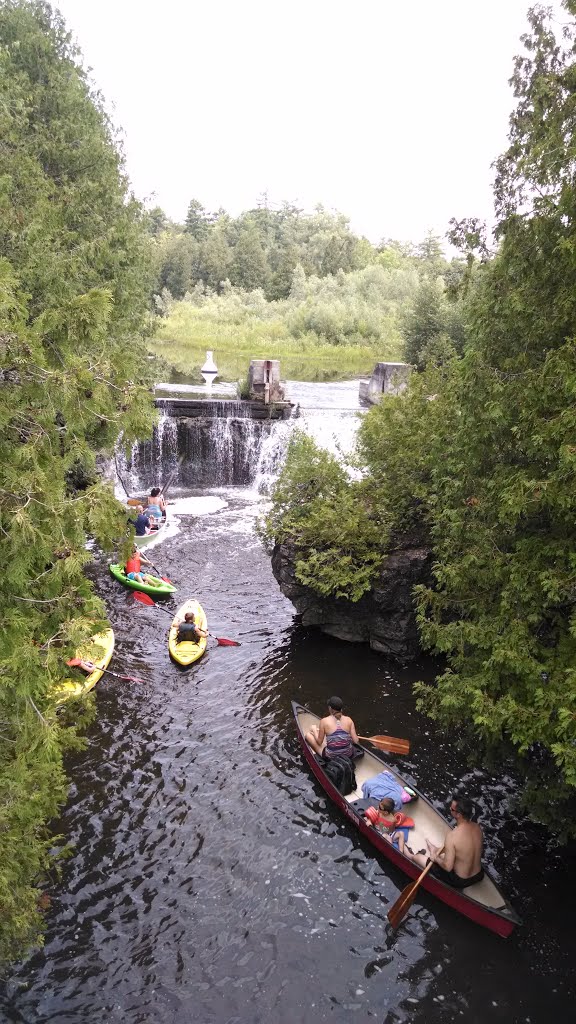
{"left": 126, "top": 553, "right": 141, "bottom": 575}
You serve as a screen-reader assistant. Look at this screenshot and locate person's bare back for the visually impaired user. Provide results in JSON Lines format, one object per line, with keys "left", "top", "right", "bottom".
{"left": 446, "top": 820, "right": 483, "bottom": 879}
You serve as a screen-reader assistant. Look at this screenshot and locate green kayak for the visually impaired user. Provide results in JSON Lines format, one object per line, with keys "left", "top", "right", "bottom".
{"left": 109, "top": 563, "right": 176, "bottom": 596}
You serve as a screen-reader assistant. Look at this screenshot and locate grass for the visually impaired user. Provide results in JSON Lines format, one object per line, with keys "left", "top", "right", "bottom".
{"left": 152, "top": 305, "right": 403, "bottom": 383}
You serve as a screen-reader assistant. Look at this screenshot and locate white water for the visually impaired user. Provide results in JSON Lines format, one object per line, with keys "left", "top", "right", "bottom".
{"left": 118, "top": 378, "right": 364, "bottom": 497}
{"left": 253, "top": 379, "right": 363, "bottom": 493}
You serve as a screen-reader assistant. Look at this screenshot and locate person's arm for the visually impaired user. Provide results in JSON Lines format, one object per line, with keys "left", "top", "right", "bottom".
{"left": 430, "top": 833, "right": 455, "bottom": 871}
{"left": 316, "top": 719, "right": 327, "bottom": 749}
{"left": 140, "top": 552, "right": 153, "bottom": 566}
{"left": 197, "top": 626, "right": 209, "bottom": 637}
{"left": 349, "top": 717, "right": 359, "bottom": 744}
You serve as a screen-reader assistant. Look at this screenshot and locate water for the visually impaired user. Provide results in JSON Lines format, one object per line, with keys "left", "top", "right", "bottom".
{"left": 1, "top": 385, "right": 574, "bottom": 1023}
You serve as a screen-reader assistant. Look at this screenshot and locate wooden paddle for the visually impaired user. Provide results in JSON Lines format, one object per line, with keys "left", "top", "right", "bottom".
{"left": 387, "top": 845, "right": 444, "bottom": 930}
{"left": 132, "top": 592, "right": 241, "bottom": 645}
{"left": 358, "top": 734, "right": 410, "bottom": 755}
{"left": 66, "top": 658, "right": 146, "bottom": 684}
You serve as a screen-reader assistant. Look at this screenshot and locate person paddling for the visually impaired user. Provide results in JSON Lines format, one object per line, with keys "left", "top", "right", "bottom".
{"left": 305, "top": 696, "right": 359, "bottom": 760}
{"left": 125, "top": 547, "right": 160, "bottom": 586}
{"left": 174, "top": 611, "right": 208, "bottom": 644}
{"left": 129, "top": 504, "right": 151, "bottom": 536}
{"left": 406, "top": 794, "right": 485, "bottom": 889}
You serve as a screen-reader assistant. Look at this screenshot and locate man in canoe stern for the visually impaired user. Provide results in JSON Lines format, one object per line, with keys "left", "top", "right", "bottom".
{"left": 408, "top": 794, "right": 485, "bottom": 889}
{"left": 304, "top": 696, "right": 359, "bottom": 760}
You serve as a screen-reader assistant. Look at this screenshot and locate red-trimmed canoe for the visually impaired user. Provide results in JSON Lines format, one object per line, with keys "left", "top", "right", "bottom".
{"left": 293, "top": 702, "right": 520, "bottom": 938}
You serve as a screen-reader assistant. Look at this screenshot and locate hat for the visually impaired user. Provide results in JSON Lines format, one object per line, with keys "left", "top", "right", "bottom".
{"left": 328, "top": 696, "right": 343, "bottom": 711}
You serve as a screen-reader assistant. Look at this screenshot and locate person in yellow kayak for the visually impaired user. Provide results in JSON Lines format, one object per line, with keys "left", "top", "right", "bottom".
{"left": 175, "top": 612, "right": 208, "bottom": 644}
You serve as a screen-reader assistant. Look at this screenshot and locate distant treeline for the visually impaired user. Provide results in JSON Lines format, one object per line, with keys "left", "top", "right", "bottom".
{"left": 148, "top": 203, "right": 468, "bottom": 364}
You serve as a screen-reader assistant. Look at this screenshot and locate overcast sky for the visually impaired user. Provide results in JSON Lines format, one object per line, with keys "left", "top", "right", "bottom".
{"left": 54, "top": 0, "right": 565, "bottom": 246}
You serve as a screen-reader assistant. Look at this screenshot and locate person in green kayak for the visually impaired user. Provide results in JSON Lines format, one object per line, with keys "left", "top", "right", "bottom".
{"left": 125, "top": 547, "right": 160, "bottom": 586}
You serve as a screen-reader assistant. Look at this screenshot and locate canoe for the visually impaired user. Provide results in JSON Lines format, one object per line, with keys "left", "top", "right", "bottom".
{"left": 109, "top": 563, "right": 175, "bottom": 596}
{"left": 133, "top": 512, "right": 168, "bottom": 548}
{"left": 293, "top": 702, "right": 520, "bottom": 938}
{"left": 168, "top": 599, "right": 208, "bottom": 666}
{"left": 50, "top": 629, "right": 115, "bottom": 704}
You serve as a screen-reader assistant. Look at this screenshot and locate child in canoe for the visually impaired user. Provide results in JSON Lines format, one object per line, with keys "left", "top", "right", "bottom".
{"left": 366, "top": 798, "right": 415, "bottom": 853}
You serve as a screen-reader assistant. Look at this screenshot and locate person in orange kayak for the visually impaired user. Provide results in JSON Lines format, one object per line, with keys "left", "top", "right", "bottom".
{"left": 125, "top": 547, "right": 160, "bottom": 586}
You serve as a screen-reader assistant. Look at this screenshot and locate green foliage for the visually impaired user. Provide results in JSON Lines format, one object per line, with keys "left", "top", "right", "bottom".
{"left": 150, "top": 199, "right": 451, "bottom": 303}
{"left": 260, "top": 433, "right": 384, "bottom": 601}
{"left": 0, "top": 0, "right": 154, "bottom": 962}
{"left": 364, "top": 2, "right": 576, "bottom": 830}
{"left": 401, "top": 278, "right": 467, "bottom": 369}
{"left": 153, "top": 260, "right": 428, "bottom": 380}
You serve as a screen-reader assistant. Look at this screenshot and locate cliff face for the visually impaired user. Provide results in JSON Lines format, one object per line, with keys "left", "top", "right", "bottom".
{"left": 271, "top": 538, "right": 433, "bottom": 663}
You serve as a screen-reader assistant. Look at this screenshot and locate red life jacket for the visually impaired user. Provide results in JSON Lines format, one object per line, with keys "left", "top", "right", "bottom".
{"left": 126, "top": 553, "right": 141, "bottom": 574}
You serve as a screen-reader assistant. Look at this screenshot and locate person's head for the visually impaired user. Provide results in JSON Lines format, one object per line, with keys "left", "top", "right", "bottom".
{"left": 378, "top": 797, "right": 395, "bottom": 814}
{"left": 150, "top": 487, "right": 161, "bottom": 497}
{"left": 137, "top": 504, "right": 144, "bottom": 513}
{"left": 450, "top": 795, "right": 474, "bottom": 821}
{"left": 328, "top": 696, "right": 343, "bottom": 714}
{"left": 184, "top": 612, "right": 196, "bottom": 624}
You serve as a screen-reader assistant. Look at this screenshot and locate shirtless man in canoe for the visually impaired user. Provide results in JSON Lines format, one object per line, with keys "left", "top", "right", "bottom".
{"left": 408, "top": 794, "right": 485, "bottom": 889}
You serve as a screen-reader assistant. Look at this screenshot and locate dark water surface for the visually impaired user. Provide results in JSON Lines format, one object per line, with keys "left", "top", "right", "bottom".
{"left": 1, "top": 488, "right": 574, "bottom": 1024}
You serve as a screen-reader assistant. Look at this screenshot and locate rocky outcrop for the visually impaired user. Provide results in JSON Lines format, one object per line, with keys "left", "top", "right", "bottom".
{"left": 271, "top": 536, "right": 433, "bottom": 663}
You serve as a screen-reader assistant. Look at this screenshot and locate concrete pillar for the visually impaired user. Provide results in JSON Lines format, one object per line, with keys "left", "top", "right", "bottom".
{"left": 247, "top": 359, "right": 285, "bottom": 403}
{"left": 359, "top": 362, "right": 411, "bottom": 405}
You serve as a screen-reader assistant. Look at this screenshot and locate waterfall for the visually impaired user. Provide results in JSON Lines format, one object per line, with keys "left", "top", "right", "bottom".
{"left": 120, "top": 380, "right": 363, "bottom": 494}
{"left": 253, "top": 380, "right": 362, "bottom": 493}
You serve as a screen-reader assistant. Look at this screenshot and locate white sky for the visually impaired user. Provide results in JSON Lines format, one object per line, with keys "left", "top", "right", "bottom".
{"left": 54, "top": 0, "right": 566, "bottom": 246}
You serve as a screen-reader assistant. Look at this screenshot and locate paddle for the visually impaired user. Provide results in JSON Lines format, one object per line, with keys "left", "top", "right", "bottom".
{"left": 132, "top": 592, "right": 241, "bottom": 645}
{"left": 161, "top": 459, "right": 183, "bottom": 500}
{"left": 66, "top": 658, "right": 146, "bottom": 684}
{"left": 358, "top": 734, "right": 410, "bottom": 755}
{"left": 387, "top": 845, "right": 444, "bottom": 930}
{"left": 145, "top": 559, "right": 173, "bottom": 584}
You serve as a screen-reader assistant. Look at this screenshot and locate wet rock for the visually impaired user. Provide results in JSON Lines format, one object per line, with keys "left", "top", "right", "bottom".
{"left": 271, "top": 537, "right": 432, "bottom": 663}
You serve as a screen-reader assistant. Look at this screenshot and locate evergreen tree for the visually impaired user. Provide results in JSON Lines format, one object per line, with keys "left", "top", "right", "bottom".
{"left": 230, "top": 223, "right": 269, "bottom": 292}
{"left": 184, "top": 198, "right": 210, "bottom": 239}
{"left": 0, "top": 0, "right": 154, "bottom": 961}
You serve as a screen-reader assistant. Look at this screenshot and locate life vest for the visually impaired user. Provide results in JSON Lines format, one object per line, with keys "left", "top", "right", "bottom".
{"left": 365, "top": 807, "right": 414, "bottom": 830}
{"left": 126, "top": 553, "right": 141, "bottom": 575}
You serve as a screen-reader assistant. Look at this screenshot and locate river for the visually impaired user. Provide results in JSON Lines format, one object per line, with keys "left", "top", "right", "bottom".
{"left": 1, "top": 382, "right": 573, "bottom": 1024}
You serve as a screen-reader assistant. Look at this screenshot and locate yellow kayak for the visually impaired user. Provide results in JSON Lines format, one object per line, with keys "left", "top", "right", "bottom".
{"left": 168, "top": 600, "right": 208, "bottom": 666}
{"left": 51, "top": 629, "right": 115, "bottom": 704}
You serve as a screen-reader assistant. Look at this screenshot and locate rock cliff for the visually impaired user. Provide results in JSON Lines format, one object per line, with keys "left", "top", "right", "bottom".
{"left": 271, "top": 537, "right": 433, "bottom": 663}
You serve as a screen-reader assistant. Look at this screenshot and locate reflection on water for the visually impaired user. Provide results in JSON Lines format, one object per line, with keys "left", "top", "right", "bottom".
{"left": 1, "top": 488, "right": 574, "bottom": 1024}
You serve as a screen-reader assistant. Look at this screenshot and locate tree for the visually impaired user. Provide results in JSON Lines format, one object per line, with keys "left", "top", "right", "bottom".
{"left": 230, "top": 223, "right": 269, "bottom": 292}
{"left": 184, "top": 198, "right": 210, "bottom": 239}
{"left": 407, "top": 1, "right": 576, "bottom": 826}
{"left": 0, "top": 0, "right": 154, "bottom": 961}
{"left": 401, "top": 279, "right": 466, "bottom": 368}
